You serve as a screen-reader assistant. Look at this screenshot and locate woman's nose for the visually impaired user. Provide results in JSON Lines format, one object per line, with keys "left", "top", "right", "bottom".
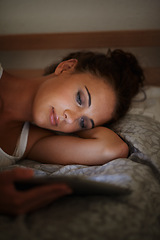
{"left": 64, "top": 109, "right": 79, "bottom": 124}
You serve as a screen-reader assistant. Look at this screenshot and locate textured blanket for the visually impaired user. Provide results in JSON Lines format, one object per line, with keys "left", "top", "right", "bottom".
{"left": 0, "top": 114, "right": 160, "bottom": 240}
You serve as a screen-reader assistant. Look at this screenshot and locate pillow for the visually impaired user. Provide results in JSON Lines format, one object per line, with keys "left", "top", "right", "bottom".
{"left": 128, "top": 86, "right": 160, "bottom": 123}
{"left": 110, "top": 114, "right": 160, "bottom": 171}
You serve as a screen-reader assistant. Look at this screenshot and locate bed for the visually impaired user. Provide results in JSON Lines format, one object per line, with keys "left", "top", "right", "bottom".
{"left": 0, "top": 30, "right": 160, "bottom": 240}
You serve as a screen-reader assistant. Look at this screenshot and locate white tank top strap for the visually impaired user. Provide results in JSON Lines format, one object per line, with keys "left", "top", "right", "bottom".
{"left": 0, "top": 122, "right": 30, "bottom": 167}
{"left": 13, "top": 122, "right": 30, "bottom": 157}
{"left": 0, "top": 64, "right": 3, "bottom": 79}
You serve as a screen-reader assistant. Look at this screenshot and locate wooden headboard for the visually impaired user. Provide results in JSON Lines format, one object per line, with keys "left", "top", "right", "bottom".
{"left": 0, "top": 30, "right": 160, "bottom": 86}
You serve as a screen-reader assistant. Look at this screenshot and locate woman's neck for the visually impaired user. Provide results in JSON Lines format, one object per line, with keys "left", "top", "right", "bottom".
{"left": 0, "top": 71, "right": 43, "bottom": 123}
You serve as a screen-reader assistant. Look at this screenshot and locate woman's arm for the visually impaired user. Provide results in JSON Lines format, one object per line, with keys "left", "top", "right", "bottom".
{"left": 26, "top": 126, "right": 129, "bottom": 165}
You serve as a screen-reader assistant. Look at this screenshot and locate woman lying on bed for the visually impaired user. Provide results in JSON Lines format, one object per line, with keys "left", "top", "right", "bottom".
{"left": 0, "top": 49, "right": 144, "bottom": 214}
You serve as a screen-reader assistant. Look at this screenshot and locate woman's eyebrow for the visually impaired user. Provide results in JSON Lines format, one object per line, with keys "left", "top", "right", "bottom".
{"left": 85, "top": 86, "right": 91, "bottom": 107}
{"left": 84, "top": 86, "right": 94, "bottom": 128}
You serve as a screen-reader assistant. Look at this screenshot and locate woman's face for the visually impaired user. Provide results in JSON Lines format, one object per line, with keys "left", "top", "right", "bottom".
{"left": 33, "top": 61, "right": 116, "bottom": 133}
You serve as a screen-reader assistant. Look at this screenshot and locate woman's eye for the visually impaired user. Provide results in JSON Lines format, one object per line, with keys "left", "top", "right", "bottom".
{"left": 79, "top": 117, "right": 87, "bottom": 129}
{"left": 76, "top": 91, "right": 82, "bottom": 105}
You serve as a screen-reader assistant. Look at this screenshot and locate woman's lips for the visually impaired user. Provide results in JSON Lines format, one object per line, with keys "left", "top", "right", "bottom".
{"left": 50, "top": 107, "right": 59, "bottom": 126}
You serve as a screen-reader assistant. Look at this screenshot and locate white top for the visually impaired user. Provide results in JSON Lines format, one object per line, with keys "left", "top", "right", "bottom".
{"left": 0, "top": 64, "right": 3, "bottom": 79}
{"left": 0, "top": 64, "right": 30, "bottom": 167}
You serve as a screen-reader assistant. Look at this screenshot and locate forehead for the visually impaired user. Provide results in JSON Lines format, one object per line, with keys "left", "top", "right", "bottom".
{"left": 91, "top": 81, "right": 116, "bottom": 125}
{"left": 70, "top": 72, "right": 106, "bottom": 88}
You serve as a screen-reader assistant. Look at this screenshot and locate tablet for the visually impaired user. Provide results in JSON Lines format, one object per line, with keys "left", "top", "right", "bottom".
{"left": 15, "top": 175, "right": 131, "bottom": 196}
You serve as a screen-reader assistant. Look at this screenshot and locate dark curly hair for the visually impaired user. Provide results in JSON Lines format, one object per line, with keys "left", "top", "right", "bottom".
{"left": 44, "top": 49, "right": 145, "bottom": 124}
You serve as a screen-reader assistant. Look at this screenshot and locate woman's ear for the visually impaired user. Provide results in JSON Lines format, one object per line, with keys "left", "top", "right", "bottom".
{"left": 54, "top": 59, "right": 78, "bottom": 75}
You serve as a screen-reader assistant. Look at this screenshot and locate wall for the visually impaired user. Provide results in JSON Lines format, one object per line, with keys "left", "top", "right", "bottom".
{"left": 0, "top": 0, "right": 160, "bottom": 34}
{"left": 0, "top": 0, "right": 160, "bottom": 70}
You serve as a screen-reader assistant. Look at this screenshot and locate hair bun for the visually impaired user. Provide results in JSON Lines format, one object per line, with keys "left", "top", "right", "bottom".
{"left": 108, "top": 49, "right": 144, "bottom": 90}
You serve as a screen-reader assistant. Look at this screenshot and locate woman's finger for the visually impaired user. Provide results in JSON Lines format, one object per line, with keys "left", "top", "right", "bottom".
{"left": 0, "top": 168, "right": 34, "bottom": 184}
{"left": 14, "top": 184, "right": 72, "bottom": 214}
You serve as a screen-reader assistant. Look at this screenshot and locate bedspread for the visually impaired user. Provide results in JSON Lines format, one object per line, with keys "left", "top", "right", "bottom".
{"left": 0, "top": 113, "right": 160, "bottom": 240}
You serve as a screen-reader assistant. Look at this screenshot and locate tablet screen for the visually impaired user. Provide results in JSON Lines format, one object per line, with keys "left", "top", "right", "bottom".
{"left": 15, "top": 175, "right": 131, "bottom": 196}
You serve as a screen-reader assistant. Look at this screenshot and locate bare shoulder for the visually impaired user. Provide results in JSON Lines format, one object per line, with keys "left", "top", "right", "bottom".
{"left": 24, "top": 124, "right": 55, "bottom": 157}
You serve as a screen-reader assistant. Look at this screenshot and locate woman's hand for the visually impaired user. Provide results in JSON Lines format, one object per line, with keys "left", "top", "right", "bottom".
{"left": 0, "top": 168, "right": 72, "bottom": 215}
